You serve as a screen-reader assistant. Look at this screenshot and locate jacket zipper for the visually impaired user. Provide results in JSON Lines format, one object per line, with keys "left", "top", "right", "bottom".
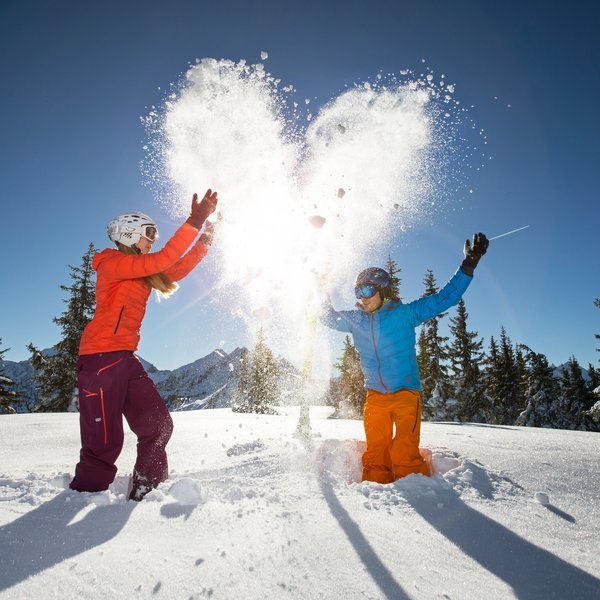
{"left": 113, "top": 305, "right": 125, "bottom": 335}
{"left": 371, "top": 314, "right": 388, "bottom": 392}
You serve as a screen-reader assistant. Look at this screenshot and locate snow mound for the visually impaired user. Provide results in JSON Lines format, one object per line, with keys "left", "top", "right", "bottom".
{"left": 168, "top": 478, "right": 206, "bottom": 505}
{"left": 534, "top": 491, "right": 550, "bottom": 505}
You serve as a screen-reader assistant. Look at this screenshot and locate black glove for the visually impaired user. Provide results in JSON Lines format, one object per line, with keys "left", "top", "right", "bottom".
{"left": 186, "top": 189, "right": 218, "bottom": 230}
{"left": 461, "top": 232, "right": 489, "bottom": 276}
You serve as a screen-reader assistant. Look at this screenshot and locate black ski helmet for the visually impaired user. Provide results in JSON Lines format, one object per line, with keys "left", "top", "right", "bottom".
{"left": 355, "top": 267, "right": 391, "bottom": 288}
{"left": 355, "top": 267, "right": 395, "bottom": 301}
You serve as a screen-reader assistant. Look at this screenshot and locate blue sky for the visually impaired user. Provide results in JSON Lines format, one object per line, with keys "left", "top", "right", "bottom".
{"left": 0, "top": 0, "right": 598, "bottom": 372}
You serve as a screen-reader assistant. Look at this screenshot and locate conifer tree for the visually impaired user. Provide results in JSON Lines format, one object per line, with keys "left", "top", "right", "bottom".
{"left": 516, "top": 345, "right": 561, "bottom": 428}
{"left": 447, "top": 299, "right": 485, "bottom": 421}
{"left": 595, "top": 298, "right": 600, "bottom": 353}
{"left": 497, "top": 327, "right": 520, "bottom": 424}
{"left": 28, "top": 243, "right": 97, "bottom": 412}
{"left": 322, "top": 377, "right": 342, "bottom": 412}
{"left": 514, "top": 345, "right": 529, "bottom": 419}
{"left": 232, "top": 347, "right": 251, "bottom": 413}
{"left": 244, "top": 329, "right": 279, "bottom": 414}
{"left": 417, "top": 269, "right": 451, "bottom": 419}
{"left": 332, "top": 335, "right": 365, "bottom": 418}
{"left": 483, "top": 336, "right": 503, "bottom": 423}
{"left": 558, "top": 356, "right": 597, "bottom": 431}
{"left": 0, "top": 339, "right": 19, "bottom": 414}
{"left": 587, "top": 363, "right": 600, "bottom": 393}
{"left": 484, "top": 327, "right": 521, "bottom": 424}
{"left": 384, "top": 255, "right": 402, "bottom": 300}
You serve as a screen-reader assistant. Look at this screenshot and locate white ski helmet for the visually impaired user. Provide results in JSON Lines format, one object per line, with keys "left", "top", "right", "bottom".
{"left": 107, "top": 212, "right": 158, "bottom": 248}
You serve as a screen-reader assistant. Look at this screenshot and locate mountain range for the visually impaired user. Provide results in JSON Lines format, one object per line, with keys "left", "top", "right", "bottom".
{"left": 1, "top": 348, "right": 323, "bottom": 413}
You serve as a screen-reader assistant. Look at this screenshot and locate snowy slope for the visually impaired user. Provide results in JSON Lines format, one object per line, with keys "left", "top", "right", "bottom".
{"left": 1, "top": 408, "right": 599, "bottom": 599}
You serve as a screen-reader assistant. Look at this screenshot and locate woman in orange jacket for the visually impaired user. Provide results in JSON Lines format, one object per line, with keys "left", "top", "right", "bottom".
{"left": 70, "top": 190, "right": 218, "bottom": 500}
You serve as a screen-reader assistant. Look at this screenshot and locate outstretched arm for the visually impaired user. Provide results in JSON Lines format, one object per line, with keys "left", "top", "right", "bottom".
{"left": 99, "top": 190, "right": 218, "bottom": 281}
{"left": 410, "top": 232, "right": 489, "bottom": 324}
{"left": 163, "top": 216, "right": 220, "bottom": 282}
{"left": 320, "top": 297, "right": 354, "bottom": 333}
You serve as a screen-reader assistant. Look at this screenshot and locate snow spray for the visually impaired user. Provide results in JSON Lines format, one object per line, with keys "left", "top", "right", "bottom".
{"left": 143, "top": 57, "right": 482, "bottom": 379}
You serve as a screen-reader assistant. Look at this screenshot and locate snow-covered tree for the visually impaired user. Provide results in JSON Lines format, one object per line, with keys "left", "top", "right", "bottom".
{"left": 587, "top": 363, "right": 600, "bottom": 393}
{"left": 384, "top": 255, "right": 402, "bottom": 300}
{"left": 447, "top": 299, "right": 486, "bottom": 422}
{"left": 28, "top": 243, "right": 96, "bottom": 412}
{"left": 330, "top": 335, "right": 365, "bottom": 418}
{"left": 0, "top": 339, "right": 19, "bottom": 414}
{"left": 594, "top": 298, "right": 600, "bottom": 353}
{"left": 516, "top": 346, "right": 561, "bottom": 428}
{"left": 234, "top": 330, "right": 279, "bottom": 414}
{"left": 483, "top": 327, "right": 521, "bottom": 424}
{"left": 558, "top": 356, "right": 598, "bottom": 431}
{"left": 417, "top": 270, "right": 452, "bottom": 419}
{"left": 232, "top": 347, "right": 251, "bottom": 413}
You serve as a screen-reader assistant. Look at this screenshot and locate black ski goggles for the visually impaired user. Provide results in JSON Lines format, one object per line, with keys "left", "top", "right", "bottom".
{"left": 141, "top": 226, "right": 158, "bottom": 241}
{"left": 355, "top": 284, "right": 378, "bottom": 299}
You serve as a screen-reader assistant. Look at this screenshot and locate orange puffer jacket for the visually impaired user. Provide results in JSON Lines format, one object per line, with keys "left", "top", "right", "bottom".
{"left": 79, "top": 222, "right": 208, "bottom": 355}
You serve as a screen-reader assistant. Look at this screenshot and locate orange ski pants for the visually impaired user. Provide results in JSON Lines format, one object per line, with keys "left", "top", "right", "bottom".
{"left": 362, "top": 388, "right": 430, "bottom": 484}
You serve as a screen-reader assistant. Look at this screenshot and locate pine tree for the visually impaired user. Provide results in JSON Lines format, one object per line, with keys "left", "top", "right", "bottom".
{"left": 0, "top": 339, "right": 19, "bottom": 414}
{"left": 241, "top": 329, "right": 279, "bottom": 414}
{"left": 447, "top": 299, "right": 485, "bottom": 421}
{"left": 28, "top": 243, "right": 97, "bottom": 412}
{"left": 417, "top": 269, "right": 452, "bottom": 419}
{"left": 558, "top": 356, "right": 597, "bottom": 431}
{"left": 497, "top": 327, "right": 520, "bottom": 424}
{"left": 483, "top": 327, "right": 521, "bottom": 424}
{"left": 595, "top": 298, "right": 600, "bottom": 353}
{"left": 514, "top": 345, "right": 529, "bottom": 420}
{"left": 332, "top": 335, "right": 365, "bottom": 418}
{"left": 516, "top": 345, "right": 561, "bottom": 428}
{"left": 232, "top": 347, "right": 251, "bottom": 413}
{"left": 482, "top": 336, "right": 503, "bottom": 424}
{"left": 384, "top": 255, "right": 402, "bottom": 300}
{"left": 587, "top": 363, "right": 600, "bottom": 393}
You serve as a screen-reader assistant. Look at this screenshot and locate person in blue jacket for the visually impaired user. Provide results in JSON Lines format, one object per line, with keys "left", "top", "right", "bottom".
{"left": 321, "top": 233, "right": 489, "bottom": 483}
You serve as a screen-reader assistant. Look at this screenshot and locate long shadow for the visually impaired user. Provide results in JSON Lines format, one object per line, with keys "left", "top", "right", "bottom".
{"left": 319, "top": 474, "right": 411, "bottom": 600}
{"left": 0, "top": 491, "right": 135, "bottom": 592}
{"left": 403, "top": 484, "right": 600, "bottom": 599}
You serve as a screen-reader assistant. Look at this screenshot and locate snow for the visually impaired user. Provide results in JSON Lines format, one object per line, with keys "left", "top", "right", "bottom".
{"left": 1, "top": 407, "right": 599, "bottom": 599}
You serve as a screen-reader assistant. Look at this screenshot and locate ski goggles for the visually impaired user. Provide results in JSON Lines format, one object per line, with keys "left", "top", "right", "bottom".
{"left": 141, "top": 225, "right": 158, "bottom": 242}
{"left": 355, "top": 284, "right": 378, "bottom": 299}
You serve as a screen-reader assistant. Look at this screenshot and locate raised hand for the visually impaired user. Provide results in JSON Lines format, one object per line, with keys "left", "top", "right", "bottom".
{"left": 461, "top": 232, "right": 489, "bottom": 275}
{"left": 187, "top": 189, "right": 218, "bottom": 229}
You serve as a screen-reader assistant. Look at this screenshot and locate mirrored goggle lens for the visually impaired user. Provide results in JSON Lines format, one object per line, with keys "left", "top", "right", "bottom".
{"left": 355, "top": 284, "right": 377, "bottom": 299}
{"left": 143, "top": 226, "right": 158, "bottom": 241}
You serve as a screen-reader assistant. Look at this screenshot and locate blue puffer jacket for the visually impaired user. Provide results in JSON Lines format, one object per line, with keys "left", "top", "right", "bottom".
{"left": 321, "top": 268, "right": 472, "bottom": 393}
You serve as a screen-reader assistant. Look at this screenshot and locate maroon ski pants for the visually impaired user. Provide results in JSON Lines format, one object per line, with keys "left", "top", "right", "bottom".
{"left": 70, "top": 351, "right": 173, "bottom": 492}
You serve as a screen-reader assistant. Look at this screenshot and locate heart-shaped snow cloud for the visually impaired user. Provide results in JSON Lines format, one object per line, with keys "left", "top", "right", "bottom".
{"left": 143, "top": 58, "right": 475, "bottom": 364}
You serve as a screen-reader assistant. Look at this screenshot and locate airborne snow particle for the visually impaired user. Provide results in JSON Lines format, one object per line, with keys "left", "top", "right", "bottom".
{"left": 337, "top": 123, "right": 346, "bottom": 134}
{"left": 337, "top": 188, "right": 346, "bottom": 198}
{"left": 260, "top": 50, "right": 269, "bottom": 61}
{"left": 308, "top": 215, "right": 326, "bottom": 229}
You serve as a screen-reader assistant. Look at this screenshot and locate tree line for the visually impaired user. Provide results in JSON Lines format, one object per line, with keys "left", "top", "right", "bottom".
{"left": 324, "top": 257, "right": 600, "bottom": 431}
{"left": 1, "top": 248, "right": 599, "bottom": 431}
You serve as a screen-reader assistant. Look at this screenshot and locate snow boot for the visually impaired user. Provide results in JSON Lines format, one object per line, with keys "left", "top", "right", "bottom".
{"left": 128, "top": 470, "right": 155, "bottom": 502}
